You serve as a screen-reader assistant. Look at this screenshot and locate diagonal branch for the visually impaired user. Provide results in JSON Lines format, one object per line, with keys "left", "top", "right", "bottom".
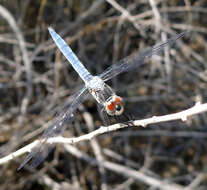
{"left": 0, "top": 101, "right": 207, "bottom": 165}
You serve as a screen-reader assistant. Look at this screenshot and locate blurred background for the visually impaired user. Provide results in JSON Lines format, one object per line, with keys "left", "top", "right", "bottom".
{"left": 0, "top": 0, "right": 207, "bottom": 189}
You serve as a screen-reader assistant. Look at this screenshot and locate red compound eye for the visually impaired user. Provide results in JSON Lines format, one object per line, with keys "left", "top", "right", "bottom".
{"left": 106, "top": 96, "right": 124, "bottom": 116}
{"left": 106, "top": 101, "right": 115, "bottom": 112}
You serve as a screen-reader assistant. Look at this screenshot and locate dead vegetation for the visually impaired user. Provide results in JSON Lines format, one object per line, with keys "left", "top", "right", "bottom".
{"left": 0, "top": 0, "right": 207, "bottom": 189}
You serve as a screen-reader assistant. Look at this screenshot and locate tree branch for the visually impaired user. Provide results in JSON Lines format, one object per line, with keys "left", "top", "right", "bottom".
{"left": 0, "top": 101, "right": 206, "bottom": 165}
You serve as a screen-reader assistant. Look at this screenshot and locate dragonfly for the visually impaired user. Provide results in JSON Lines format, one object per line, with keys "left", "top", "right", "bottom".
{"left": 18, "top": 28, "right": 187, "bottom": 170}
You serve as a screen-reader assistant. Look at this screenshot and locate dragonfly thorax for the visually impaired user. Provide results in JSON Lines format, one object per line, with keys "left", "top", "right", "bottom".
{"left": 86, "top": 76, "right": 105, "bottom": 91}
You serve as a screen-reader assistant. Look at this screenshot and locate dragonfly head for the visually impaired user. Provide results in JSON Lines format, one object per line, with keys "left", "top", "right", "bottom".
{"left": 105, "top": 95, "right": 124, "bottom": 116}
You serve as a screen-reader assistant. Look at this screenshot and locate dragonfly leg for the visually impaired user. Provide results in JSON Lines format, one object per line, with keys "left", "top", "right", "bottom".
{"left": 123, "top": 113, "right": 135, "bottom": 126}
{"left": 97, "top": 104, "right": 111, "bottom": 126}
{"left": 113, "top": 113, "right": 135, "bottom": 127}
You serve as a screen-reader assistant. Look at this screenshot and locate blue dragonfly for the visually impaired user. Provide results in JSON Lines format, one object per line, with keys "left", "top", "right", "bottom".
{"left": 18, "top": 28, "right": 187, "bottom": 170}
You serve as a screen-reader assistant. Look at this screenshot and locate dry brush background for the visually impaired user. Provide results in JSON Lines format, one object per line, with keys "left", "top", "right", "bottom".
{"left": 0, "top": 0, "right": 207, "bottom": 189}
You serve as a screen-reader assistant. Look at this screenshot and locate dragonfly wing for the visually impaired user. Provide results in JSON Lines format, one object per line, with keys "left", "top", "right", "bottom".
{"left": 100, "top": 31, "right": 188, "bottom": 82}
{"left": 18, "top": 87, "right": 88, "bottom": 170}
{"left": 48, "top": 28, "right": 92, "bottom": 83}
{"left": 17, "top": 142, "right": 55, "bottom": 170}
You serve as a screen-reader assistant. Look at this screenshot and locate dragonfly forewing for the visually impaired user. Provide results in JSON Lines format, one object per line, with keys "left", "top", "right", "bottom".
{"left": 48, "top": 28, "right": 93, "bottom": 83}
{"left": 100, "top": 31, "right": 188, "bottom": 81}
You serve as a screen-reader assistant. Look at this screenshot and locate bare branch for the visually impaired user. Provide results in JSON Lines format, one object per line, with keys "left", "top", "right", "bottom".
{"left": 0, "top": 101, "right": 206, "bottom": 166}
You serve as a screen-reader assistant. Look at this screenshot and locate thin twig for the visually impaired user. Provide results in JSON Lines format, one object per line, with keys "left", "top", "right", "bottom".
{"left": 0, "top": 5, "right": 32, "bottom": 125}
{"left": 63, "top": 144, "right": 186, "bottom": 190}
{"left": 105, "top": 0, "right": 145, "bottom": 35}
